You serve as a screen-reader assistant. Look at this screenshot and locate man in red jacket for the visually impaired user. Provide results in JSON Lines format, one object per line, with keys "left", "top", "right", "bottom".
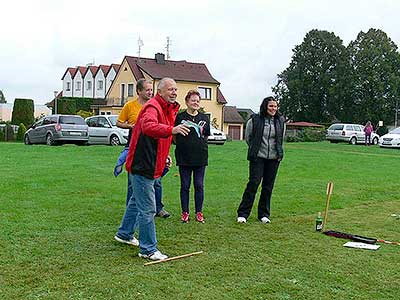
{"left": 125, "top": 78, "right": 190, "bottom": 260}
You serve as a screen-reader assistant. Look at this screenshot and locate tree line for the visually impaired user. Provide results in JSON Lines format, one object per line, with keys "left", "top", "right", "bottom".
{"left": 273, "top": 28, "right": 400, "bottom": 128}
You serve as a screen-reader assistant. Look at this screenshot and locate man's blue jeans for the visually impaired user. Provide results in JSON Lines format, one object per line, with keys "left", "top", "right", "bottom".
{"left": 125, "top": 173, "right": 165, "bottom": 213}
{"left": 117, "top": 170, "right": 167, "bottom": 241}
{"left": 132, "top": 174, "right": 158, "bottom": 255}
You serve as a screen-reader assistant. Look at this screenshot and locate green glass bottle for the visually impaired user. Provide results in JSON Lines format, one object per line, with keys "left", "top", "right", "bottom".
{"left": 315, "top": 212, "right": 323, "bottom": 231}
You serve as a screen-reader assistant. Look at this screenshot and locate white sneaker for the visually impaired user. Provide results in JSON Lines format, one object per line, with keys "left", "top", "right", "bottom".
{"left": 260, "top": 217, "right": 271, "bottom": 224}
{"left": 139, "top": 250, "right": 168, "bottom": 261}
{"left": 237, "top": 217, "right": 247, "bottom": 223}
{"left": 114, "top": 235, "right": 139, "bottom": 246}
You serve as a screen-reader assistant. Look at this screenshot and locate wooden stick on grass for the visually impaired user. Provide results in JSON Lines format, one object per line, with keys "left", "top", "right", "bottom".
{"left": 144, "top": 251, "right": 203, "bottom": 266}
{"left": 322, "top": 182, "right": 334, "bottom": 231}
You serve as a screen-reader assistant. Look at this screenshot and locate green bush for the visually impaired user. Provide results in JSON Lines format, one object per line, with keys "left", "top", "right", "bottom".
{"left": 11, "top": 98, "right": 34, "bottom": 128}
{"left": 57, "top": 98, "right": 76, "bottom": 114}
{"left": 16, "top": 123, "right": 27, "bottom": 142}
{"left": 0, "top": 128, "right": 4, "bottom": 141}
{"left": 54, "top": 97, "right": 94, "bottom": 114}
{"left": 286, "top": 128, "right": 326, "bottom": 142}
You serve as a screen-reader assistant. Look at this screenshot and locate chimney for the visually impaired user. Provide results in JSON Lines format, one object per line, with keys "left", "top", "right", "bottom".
{"left": 155, "top": 53, "right": 166, "bottom": 64}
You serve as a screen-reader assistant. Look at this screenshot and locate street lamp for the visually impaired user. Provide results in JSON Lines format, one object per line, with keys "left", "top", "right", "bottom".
{"left": 54, "top": 91, "right": 58, "bottom": 114}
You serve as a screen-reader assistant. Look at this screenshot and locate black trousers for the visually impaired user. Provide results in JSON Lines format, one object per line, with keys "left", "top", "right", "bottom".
{"left": 237, "top": 158, "right": 280, "bottom": 219}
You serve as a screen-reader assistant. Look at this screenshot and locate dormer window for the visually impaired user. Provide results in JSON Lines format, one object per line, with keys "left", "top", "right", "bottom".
{"left": 66, "top": 82, "right": 71, "bottom": 91}
{"left": 76, "top": 81, "right": 81, "bottom": 91}
{"left": 98, "top": 80, "right": 104, "bottom": 90}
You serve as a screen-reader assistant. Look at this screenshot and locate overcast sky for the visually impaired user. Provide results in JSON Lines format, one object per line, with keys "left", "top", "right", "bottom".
{"left": 0, "top": 0, "right": 398, "bottom": 111}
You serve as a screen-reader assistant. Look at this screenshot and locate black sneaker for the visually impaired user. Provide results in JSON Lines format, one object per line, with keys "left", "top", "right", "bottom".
{"left": 156, "top": 209, "right": 171, "bottom": 218}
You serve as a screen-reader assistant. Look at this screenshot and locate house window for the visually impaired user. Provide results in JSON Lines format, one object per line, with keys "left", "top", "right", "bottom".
{"left": 128, "top": 84, "right": 134, "bottom": 97}
{"left": 121, "top": 83, "right": 126, "bottom": 105}
{"left": 66, "top": 82, "right": 71, "bottom": 91}
{"left": 76, "top": 81, "right": 81, "bottom": 91}
{"left": 87, "top": 81, "right": 92, "bottom": 90}
{"left": 98, "top": 80, "right": 104, "bottom": 90}
{"left": 198, "top": 87, "right": 211, "bottom": 99}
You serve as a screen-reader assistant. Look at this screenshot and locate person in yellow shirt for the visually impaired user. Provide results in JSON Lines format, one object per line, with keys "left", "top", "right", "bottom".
{"left": 114, "top": 79, "right": 171, "bottom": 247}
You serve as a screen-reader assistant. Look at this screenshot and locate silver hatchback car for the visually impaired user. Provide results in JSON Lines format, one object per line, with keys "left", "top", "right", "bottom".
{"left": 24, "top": 114, "right": 89, "bottom": 146}
{"left": 85, "top": 115, "right": 129, "bottom": 145}
{"left": 326, "top": 123, "right": 379, "bottom": 145}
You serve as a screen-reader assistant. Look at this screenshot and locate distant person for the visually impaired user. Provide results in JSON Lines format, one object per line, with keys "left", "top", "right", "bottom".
{"left": 237, "top": 96, "right": 285, "bottom": 224}
{"left": 125, "top": 78, "right": 190, "bottom": 260}
{"left": 364, "top": 121, "right": 373, "bottom": 146}
{"left": 174, "top": 90, "right": 210, "bottom": 223}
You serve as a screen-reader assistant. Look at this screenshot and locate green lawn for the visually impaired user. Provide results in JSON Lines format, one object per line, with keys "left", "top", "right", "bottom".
{"left": 0, "top": 141, "right": 399, "bottom": 300}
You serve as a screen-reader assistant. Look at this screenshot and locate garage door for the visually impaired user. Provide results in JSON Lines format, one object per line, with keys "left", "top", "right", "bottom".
{"left": 228, "top": 125, "right": 241, "bottom": 140}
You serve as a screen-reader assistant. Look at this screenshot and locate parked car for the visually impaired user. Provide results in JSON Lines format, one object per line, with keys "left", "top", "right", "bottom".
{"left": 24, "top": 114, "right": 88, "bottom": 146}
{"left": 208, "top": 126, "right": 227, "bottom": 145}
{"left": 85, "top": 115, "right": 129, "bottom": 145}
{"left": 378, "top": 127, "right": 400, "bottom": 148}
{"left": 326, "top": 123, "right": 379, "bottom": 145}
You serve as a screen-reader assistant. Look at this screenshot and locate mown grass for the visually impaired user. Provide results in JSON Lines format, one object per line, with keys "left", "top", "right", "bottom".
{"left": 0, "top": 141, "right": 399, "bottom": 300}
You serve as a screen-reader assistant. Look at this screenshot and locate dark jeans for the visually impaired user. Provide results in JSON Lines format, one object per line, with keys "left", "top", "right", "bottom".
{"left": 365, "top": 134, "right": 371, "bottom": 145}
{"left": 179, "top": 166, "right": 206, "bottom": 213}
{"left": 237, "top": 158, "right": 280, "bottom": 219}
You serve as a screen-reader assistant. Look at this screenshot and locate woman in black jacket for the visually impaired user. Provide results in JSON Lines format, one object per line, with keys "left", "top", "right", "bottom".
{"left": 237, "top": 96, "right": 285, "bottom": 224}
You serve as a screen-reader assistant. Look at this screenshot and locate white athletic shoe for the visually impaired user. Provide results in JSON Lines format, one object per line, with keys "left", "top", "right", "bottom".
{"left": 237, "top": 217, "right": 247, "bottom": 223}
{"left": 139, "top": 250, "right": 168, "bottom": 261}
{"left": 114, "top": 235, "right": 139, "bottom": 246}
{"left": 260, "top": 217, "right": 271, "bottom": 224}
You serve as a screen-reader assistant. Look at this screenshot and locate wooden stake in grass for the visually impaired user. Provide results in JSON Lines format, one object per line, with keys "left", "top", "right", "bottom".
{"left": 322, "top": 182, "right": 334, "bottom": 231}
{"left": 144, "top": 251, "right": 203, "bottom": 266}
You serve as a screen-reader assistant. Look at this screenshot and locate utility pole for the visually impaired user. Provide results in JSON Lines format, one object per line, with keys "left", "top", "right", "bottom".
{"left": 54, "top": 91, "right": 58, "bottom": 114}
{"left": 395, "top": 99, "right": 399, "bottom": 128}
{"left": 137, "top": 36, "right": 144, "bottom": 59}
{"left": 165, "top": 36, "right": 171, "bottom": 60}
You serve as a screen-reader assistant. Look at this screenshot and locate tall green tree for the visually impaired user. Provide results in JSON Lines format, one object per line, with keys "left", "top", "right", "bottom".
{"left": 348, "top": 28, "right": 400, "bottom": 126}
{"left": 273, "top": 29, "right": 351, "bottom": 123}
{"left": 0, "top": 90, "right": 6, "bottom": 103}
{"left": 11, "top": 98, "right": 35, "bottom": 128}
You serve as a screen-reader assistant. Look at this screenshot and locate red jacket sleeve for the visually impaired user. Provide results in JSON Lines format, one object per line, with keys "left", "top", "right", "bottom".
{"left": 140, "top": 106, "right": 173, "bottom": 138}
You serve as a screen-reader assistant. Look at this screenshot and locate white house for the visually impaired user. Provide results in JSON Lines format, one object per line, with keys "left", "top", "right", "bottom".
{"left": 106, "top": 64, "right": 120, "bottom": 94}
{"left": 83, "top": 66, "right": 98, "bottom": 98}
{"left": 72, "top": 67, "right": 87, "bottom": 98}
{"left": 61, "top": 67, "right": 77, "bottom": 97}
{"left": 61, "top": 64, "right": 119, "bottom": 99}
{"left": 94, "top": 65, "right": 109, "bottom": 98}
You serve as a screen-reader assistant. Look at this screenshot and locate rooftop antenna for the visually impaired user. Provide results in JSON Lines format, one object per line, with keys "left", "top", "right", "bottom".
{"left": 138, "top": 36, "right": 144, "bottom": 59}
{"left": 165, "top": 36, "right": 171, "bottom": 60}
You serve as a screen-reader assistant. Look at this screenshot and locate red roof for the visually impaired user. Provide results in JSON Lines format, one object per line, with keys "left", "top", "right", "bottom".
{"left": 217, "top": 87, "right": 227, "bottom": 104}
{"left": 125, "top": 55, "right": 219, "bottom": 84}
{"left": 88, "top": 66, "right": 99, "bottom": 76}
{"left": 111, "top": 63, "right": 120, "bottom": 72}
{"left": 99, "top": 65, "right": 110, "bottom": 75}
{"left": 72, "top": 66, "right": 88, "bottom": 79}
{"left": 287, "top": 121, "right": 324, "bottom": 128}
{"left": 61, "top": 67, "right": 77, "bottom": 80}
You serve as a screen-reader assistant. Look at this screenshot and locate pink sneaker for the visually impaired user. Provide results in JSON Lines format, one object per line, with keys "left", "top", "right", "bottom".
{"left": 181, "top": 212, "right": 189, "bottom": 223}
{"left": 195, "top": 212, "right": 205, "bottom": 223}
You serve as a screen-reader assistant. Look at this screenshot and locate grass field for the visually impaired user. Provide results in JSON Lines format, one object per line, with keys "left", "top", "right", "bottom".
{"left": 0, "top": 141, "right": 399, "bottom": 300}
